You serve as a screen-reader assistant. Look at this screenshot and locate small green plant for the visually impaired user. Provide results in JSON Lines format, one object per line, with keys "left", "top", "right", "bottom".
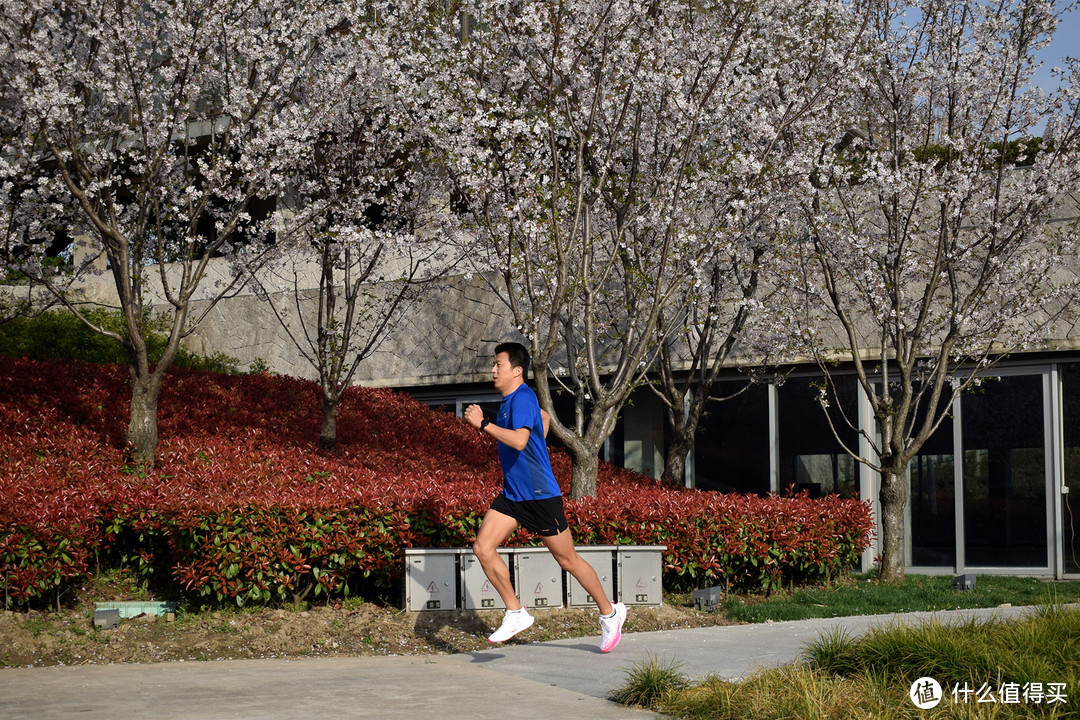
{"left": 211, "top": 620, "right": 240, "bottom": 635}
{"left": 19, "top": 617, "right": 51, "bottom": 637}
{"left": 340, "top": 596, "right": 366, "bottom": 610}
{"left": 119, "top": 464, "right": 149, "bottom": 479}
{"left": 611, "top": 653, "right": 689, "bottom": 707}
{"left": 247, "top": 357, "right": 274, "bottom": 375}
{"left": 801, "top": 626, "right": 857, "bottom": 673}
{"left": 176, "top": 349, "right": 241, "bottom": 374}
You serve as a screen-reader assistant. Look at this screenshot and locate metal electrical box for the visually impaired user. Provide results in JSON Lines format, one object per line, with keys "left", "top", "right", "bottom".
{"left": 462, "top": 549, "right": 513, "bottom": 610}
{"left": 405, "top": 544, "right": 666, "bottom": 612}
{"left": 404, "top": 548, "right": 461, "bottom": 611}
{"left": 514, "top": 548, "right": 564, "bottom": 609}
{"left": 616, "top": 546, "right": 666, "bottom": 606}
{"left": 566, "top": 546, "right": 615, "bottom": 607}
{"left": 93, "top": 608, "right": 120, "bottom": 630}
{"left": 692, "top": 586, "right": 724, "bottom": 612}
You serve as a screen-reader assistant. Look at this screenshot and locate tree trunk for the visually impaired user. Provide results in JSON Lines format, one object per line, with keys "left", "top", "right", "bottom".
{"left": 878, "top": 466, "right": 908, "bottom": 583}
{"left": 658, "top": 367, "right": 688, "bottom": 487}
{"left": 532, "top": 363, "right": 606, "bottom": 499}
{"left": 320, "top": 393, "right": 339, "bottom": 452}
{"left": 126, "top": 374, "right": 161, "bottom": 468}
{"left": 568, "top": 447, "right": 599, "bottom": 500}
{"left": 662, "top": 433, "right": 691, "bottom": 487}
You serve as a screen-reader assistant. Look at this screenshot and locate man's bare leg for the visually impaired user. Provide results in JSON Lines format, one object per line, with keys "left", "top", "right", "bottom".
{"left": 473, "top": 508, "right": 522, "bottom": 610}
{"left": 541, "top": 528, "right": 614, "bottom": 615}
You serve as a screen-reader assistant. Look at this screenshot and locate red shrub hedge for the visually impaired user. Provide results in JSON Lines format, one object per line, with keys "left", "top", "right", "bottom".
{"left": 0, "top": 357, "right": 874, "bottom": 608}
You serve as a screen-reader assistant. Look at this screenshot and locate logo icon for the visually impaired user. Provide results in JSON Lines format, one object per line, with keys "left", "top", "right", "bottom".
{"left": 910, "top": 677, "right": 943, "bottom": 709}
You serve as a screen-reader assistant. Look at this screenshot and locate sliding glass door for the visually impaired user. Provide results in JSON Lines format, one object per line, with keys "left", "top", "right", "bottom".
{"left": 960, "top": 375, "right": 1049, "bottom": 569}
{"left": 906, "top": 370, "right": 1053, "bottom": 573}
{"left": 1059, "top": 364, "right": 1080, "bottom": 575}
{"left": 907, "top": 401, "right": 956, "bottom": 568}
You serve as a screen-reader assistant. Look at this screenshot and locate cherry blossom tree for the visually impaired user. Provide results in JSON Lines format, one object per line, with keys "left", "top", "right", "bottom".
{"left": 652, "top": 216, "right": 787, "bottom": 487}
{"left": 410, "top": 0, "right": 868, "bottom": 498}
{"left": 243, "top": 16, "right": 455, "bottom": 451}
{"left": 646, "top": 1, "right": 870, "bottom": 486}
{"left": 790, "top": 0, "right": 1080, "bottom": 582}
{"left": 0, "top": 0, "right": 354, "bottom": 466}
{"left": 0, "top": 176, "right": 54, "bottom": 323}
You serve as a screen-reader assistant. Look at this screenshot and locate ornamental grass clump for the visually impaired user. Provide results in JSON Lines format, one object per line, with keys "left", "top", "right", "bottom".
{"left": 619, "top": 607, "right": 1080, "bottom": 719}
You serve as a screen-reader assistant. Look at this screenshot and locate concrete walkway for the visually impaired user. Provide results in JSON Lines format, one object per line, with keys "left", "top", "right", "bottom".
{"left": 0, "top": 605, "right": 1041, "bottom": 720}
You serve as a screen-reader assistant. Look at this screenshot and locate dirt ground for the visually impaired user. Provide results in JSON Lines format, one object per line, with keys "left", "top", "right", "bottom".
{"left": 0, "top": 575, "right": 734, "bottom": 668}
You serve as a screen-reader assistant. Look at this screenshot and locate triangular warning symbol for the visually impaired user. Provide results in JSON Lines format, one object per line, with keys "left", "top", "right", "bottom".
{"left": 534, "top": 582, "right": 544, "bottom": 593}
{"left": 482, "top": 580, "right": 492, "bottom": 592}
{"left": 636, "top": 578, "right": 648, "bottom": 588}
{"left": 427, "top": 581, "right": 439, "bottom": 594}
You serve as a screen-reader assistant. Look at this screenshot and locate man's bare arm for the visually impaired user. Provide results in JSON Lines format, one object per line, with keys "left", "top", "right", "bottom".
{"left": 464, "top": 403, "right": 530, "bottom": 451}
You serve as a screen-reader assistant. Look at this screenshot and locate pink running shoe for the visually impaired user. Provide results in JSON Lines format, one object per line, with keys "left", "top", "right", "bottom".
{"left": 599, "top": 602, "right": 627, "bottom": 652}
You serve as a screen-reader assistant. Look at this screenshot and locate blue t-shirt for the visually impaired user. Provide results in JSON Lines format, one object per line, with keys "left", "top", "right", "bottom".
{"left": 496, "top": 384, "right": 562, "bottom": 501}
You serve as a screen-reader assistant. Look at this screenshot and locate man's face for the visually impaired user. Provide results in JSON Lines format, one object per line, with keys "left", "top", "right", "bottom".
{"left": 492, "top": 352, "right": 519, "bottom": 394}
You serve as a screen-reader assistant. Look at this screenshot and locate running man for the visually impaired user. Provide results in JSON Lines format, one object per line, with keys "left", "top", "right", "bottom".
{"left": 463, "top": 342, "right": 627, "bottom": 652}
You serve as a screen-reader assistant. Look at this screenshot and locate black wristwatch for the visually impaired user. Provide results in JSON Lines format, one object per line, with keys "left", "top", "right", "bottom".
{"left": 480, "top": 419, "right": 491, "bottom": 432}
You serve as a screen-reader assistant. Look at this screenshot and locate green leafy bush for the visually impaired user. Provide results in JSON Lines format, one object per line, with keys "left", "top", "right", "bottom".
{"left": 0, "top": 308, "right": 240, "bottom": 372}
{"left": 0, "top": 308, "right": 135, "bottom": 364}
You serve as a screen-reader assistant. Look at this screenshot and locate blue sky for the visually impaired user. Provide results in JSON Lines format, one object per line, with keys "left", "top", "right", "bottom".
{"left": 1032, "top": 5, "right": 1079, "bottom": 92}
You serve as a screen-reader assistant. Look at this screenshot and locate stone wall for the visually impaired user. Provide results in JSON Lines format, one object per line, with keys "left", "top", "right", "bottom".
{"left": 183, "top": 272, "right": 517, "bottom": 386}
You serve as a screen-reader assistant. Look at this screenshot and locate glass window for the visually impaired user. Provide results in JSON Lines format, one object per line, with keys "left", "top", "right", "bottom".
{"left": 1060, "top": 363, "right": 1080, "bottom": 574}
{"left": 693, "top": 381, "right": 770, "bottom": 495}
{"left": 778, "top": 377, "right": 859, "bottom": 498}
{"left": 961, "top": 375, "right": 1047, "bottom": 568}
{"left": 906, "top": 389, "right": 956, "bottom": 567}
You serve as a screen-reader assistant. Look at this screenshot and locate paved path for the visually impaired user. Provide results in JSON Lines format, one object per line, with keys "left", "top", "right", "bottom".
{"left": 450, "top": 604, "right": 1040, "bottom": 699}
{"left": 0, "top": 605, "right": 1043, "bottom": 719}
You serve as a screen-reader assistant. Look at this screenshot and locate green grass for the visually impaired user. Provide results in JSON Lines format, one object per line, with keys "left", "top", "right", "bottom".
{"left": 618, "top": 601, "right": 1080, "bottom": 719}
{"left": 722, "top": 574, "right": 1080, "bottom": 623}
{"left": 655, "top": 665, "right": 896, "bottom": 720}
{"left": 804, "top": 603, "right": 1080, "bottom": 687}
{"left": 19, "top": 618, "right": 51, "bottom": 637}
{"left": 610, "top": 653, "right": 689, "bottom": 707}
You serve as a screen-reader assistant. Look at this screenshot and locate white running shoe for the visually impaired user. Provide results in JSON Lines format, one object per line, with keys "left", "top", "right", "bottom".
{"left": 487, "top": 608, "right": 534, "bottom": 643}
{"left": 599, "top": 602, "right": 627, "bottom": 653}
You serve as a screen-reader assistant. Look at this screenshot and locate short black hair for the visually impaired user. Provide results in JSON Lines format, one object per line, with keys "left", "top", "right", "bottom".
{"left": 495, "top": 341, "right": 530, "bottom": 381}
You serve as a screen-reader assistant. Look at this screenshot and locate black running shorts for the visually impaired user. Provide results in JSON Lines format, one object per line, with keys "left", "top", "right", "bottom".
{"left": 489, "top": 493, "right": 569, "bottom": 537}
